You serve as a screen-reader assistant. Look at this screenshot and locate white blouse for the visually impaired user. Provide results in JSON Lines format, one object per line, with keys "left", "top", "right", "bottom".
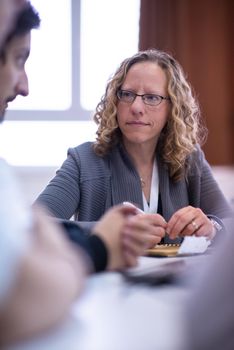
{"left": 142, "top": 159, "right": 159, "bottom": 214}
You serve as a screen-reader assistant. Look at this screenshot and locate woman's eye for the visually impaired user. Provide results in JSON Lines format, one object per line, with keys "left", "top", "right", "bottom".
{"left": 146, "top": 94, "right": 159, "bottom": 101}
{"left": 122, "top": 91, "right": 133, "bottom": 98}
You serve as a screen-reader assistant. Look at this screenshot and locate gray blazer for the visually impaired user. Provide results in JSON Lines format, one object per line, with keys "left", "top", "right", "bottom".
{"left": 36, "top": 142, "right": 232, "bottom": 235}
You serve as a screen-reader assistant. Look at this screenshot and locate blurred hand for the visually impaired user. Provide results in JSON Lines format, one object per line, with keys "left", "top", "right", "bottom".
{"left": 121, "top": 213, "right": 167, "bottom": 252}
{"left": 93, "top": 204, "right": 139, "bottom": 270}
{"left": 94, "top": 206, "right": 167, "bottom": 270}
{"left": 166, "top": 206, "right": 215, "bottom": 240}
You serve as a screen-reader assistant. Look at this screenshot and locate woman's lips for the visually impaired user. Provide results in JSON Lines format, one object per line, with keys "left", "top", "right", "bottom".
{"left": 126, "top": 120, "right": 150, "bottom": 126}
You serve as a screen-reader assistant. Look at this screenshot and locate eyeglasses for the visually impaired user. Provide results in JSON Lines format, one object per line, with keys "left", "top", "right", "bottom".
{"left": 117, "top": 90, "right": 170, "bottom": 107}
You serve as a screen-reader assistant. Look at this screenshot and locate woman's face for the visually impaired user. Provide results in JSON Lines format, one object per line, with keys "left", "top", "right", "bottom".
{"left": 116, "top": 61, "right": 170, "bottom": 149}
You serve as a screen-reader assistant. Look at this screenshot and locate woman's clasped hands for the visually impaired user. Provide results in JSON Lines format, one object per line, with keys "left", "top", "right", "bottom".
{"left": 121, "top": 205, "right": 215, "bottom": 254}
{"left": 93, "top": 204, "right": 215, "bottom": 271}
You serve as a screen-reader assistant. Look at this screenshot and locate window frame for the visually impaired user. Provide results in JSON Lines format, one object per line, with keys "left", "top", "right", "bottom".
{"left": 7, "top": 0, "right": 91, "bottom": 122}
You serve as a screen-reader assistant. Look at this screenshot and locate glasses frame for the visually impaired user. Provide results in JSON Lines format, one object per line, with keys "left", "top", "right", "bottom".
{"left": 117, "top": 89, "right": 170, "bottom": 106}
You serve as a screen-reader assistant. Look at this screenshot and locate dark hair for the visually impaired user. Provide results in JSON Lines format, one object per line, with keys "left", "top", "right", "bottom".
{"left": 1, "top": 2, "right": 40, "bottom": 57}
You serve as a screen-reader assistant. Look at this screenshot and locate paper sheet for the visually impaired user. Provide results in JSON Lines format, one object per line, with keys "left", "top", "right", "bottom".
{"left": 178, "top": 236, "right": 211, "bottom": 255}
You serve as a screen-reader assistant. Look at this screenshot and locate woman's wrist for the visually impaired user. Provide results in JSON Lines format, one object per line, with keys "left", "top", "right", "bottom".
{"left": 209, "top": 217, "right": 224, "bottom": 241}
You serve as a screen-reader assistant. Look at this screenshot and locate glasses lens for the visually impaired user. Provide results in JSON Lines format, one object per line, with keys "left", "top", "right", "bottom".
{"left": 144, "top": 94, "right": 162, "bottom": 106}
{"left": 117, "top": 90, "right": 135, "bottom": 103}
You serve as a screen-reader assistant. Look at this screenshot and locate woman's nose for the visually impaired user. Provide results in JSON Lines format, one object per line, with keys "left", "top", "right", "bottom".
{"left": 130, "top": 95, "right": 145, "bottom": 114}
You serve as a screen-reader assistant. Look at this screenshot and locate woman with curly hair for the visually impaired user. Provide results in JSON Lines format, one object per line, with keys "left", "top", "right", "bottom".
{"left": 36, "top": 49, "right": 232, "bottom": 246}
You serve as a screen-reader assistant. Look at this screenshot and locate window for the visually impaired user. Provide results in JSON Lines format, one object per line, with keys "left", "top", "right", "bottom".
{"left": 1, "top": 0, "right": 140, "bottom": 165}
{"left": 9, "top": 0, "right": 72, "bottom": 117}
{"left": 80, "top": 0, "right": 140, "bottom": 111}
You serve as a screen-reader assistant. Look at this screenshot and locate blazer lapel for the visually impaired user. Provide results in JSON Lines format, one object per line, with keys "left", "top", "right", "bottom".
{"left": 109, "top": 146, "right": 143, "bottom": 209}
{"left": 158, "top": 157, "right": 186, "bottom": 244}
{"left": 158, "top": 156, "right": 189, "bottom": 221}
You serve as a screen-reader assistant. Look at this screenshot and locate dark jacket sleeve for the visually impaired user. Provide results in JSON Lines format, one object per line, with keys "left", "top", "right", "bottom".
{"left": 61, "top": 221, "right": 108, "bottom": 273}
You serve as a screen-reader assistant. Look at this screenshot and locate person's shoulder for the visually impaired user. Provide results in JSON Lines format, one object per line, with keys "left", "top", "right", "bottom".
{"left": 68, "top": 142, "right": 108, "bottom": 169}
{"left": 68, "top": 142, "right": 97, "bottom": 159}
{"left": 186, "top": 144, "right": 207, "bottom": 176}
{"left": 0, "top": 158, "right": 20, "bottom": 190}
{"left": 188, "top": 144, "right": 205, "bottom": 163}
{"left": 70, "top": 141, "right": 94, "bottom": 153}
{"left": 0, "top": 157, "right": 9, "bottom": 169}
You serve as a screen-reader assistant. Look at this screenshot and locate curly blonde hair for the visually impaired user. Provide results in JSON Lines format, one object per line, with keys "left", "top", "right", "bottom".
{"left": 93, "top": 49, "right": 207, "bottom": 180}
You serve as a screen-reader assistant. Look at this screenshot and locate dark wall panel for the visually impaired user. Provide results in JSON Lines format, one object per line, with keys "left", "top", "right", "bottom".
{"left": 139, "top": 0, "right": 234, "bottom": 165}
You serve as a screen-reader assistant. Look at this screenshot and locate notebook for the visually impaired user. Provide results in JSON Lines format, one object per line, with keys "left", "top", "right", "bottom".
{"left": 146, "top": 236, "right": 211, "bottom": 257}
{"left": 146, "top": 244, "right": 180, "bottom": 257}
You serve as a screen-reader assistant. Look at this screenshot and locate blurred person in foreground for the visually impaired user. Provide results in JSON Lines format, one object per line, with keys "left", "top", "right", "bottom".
{"left": 0, "top": 0, "right": 26, "bottom": 50}
{"left": 184, "top": 218, "right": 234, "bottom": 350}
{"left": 36, "top": 49, "right": 233, "bottom": 247}
{"left": 0, "top": 3, "right": 146, "bottom": 346}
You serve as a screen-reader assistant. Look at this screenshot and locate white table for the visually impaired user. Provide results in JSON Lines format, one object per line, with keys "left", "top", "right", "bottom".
{"left": 8, "top": 255, "right": 208, "bottom": 350}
